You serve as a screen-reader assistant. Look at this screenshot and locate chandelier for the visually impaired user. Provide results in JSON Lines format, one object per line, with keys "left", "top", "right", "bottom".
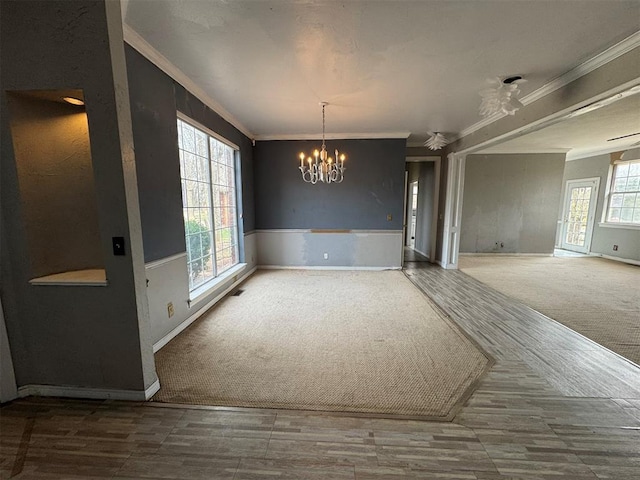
{"left": 298, "top": 102, "right": 346, "bottom": 184}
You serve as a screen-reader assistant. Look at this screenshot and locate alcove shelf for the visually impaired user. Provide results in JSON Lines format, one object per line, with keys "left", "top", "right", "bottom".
{"left": 29, "top": 269, "right": 107, "bottom": 286}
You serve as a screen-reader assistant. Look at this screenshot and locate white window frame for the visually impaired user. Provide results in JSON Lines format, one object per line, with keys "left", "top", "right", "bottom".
{"left": 177, "top": 112, "right": 242, "bottom": 293}
{"left": 600, "top": 158, "right": 640, "bottom": 230}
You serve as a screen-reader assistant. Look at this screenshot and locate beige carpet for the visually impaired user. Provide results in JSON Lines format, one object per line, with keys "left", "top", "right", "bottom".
{"left": 153, "top": 270, "right": 489, "bottom": 417}
{"left": 459, "top": 255, "right": 640, "bottom": 365}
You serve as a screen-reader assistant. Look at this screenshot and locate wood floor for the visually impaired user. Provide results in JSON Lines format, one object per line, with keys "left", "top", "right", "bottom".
{"left": 2, "top": 264, "right": 640, "bottom": 479}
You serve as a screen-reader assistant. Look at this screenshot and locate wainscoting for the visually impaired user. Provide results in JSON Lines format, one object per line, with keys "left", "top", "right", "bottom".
{"left": 256, "top": 229, "right": 403, "bottom": 269}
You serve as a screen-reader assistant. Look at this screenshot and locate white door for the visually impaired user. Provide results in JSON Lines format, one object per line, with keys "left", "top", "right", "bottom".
{"left": 561, "top": 178, "right": 600, "bottom": 253}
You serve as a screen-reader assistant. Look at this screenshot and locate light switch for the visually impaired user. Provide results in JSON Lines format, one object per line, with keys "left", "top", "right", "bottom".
{"left": 387, "top": 214, "right": 392, "bottom": 221}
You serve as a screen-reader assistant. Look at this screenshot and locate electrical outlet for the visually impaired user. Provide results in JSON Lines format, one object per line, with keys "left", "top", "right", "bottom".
{"left": 323, "top": 253, "right": 329, "bottom": 260}
{"left": 167, "top": 302, "right": 174, "bottom": 318}
{"left": 387, "top": 214, "right": 392, "bottom": 221}
{"left": 613, "top": 244, "right": 619, "bottom": 251}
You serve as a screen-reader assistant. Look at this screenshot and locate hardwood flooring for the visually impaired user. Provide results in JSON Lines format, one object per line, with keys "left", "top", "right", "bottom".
{"left": 2, "top": 264, "right": 640, "bottom": 479}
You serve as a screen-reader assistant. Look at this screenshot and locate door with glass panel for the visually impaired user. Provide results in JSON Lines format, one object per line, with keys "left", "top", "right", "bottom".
{"left": 561, "top": 178, "right": 599, "bottom": 253}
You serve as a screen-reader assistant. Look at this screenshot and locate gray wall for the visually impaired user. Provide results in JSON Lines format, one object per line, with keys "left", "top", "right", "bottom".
{"left": 406, "top": 162, "right": 435, "bottom": 257}
{"left": 254, "top": 139, "right": 406, "bottom": 230}
{"left": 125, "top": 45, "right": 255, "bottom": 263}
{"left": 461, "top": 153, "right": 565, "bottom": 254}
{"left": 6, "top": 93, "right": 104, "bottom": 278}
{"left": 561, "top": 154, "right": 640, "bottom": 261}
{"left": 1, "top": 0, "right": 155, "bottom": 392}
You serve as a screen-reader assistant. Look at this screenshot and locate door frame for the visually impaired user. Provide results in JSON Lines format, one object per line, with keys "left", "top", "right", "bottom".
{"left": 560, "top": 177, "right": 600, "bottom": 253}
{"left": 404, "top": 156, "right": 441, "bottom": 263}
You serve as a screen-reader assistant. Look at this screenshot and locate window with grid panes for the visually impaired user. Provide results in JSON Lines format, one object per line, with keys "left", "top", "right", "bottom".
{"left": 606, "top": 160, "right": 640, "bottom": 225}
{"left": 177, "top": 117, "right": 239, "bottom": 291}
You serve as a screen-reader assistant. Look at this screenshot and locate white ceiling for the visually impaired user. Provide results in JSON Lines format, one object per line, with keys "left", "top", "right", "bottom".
{"left": 122, "top": 0, "right": 640, "bottom": 146}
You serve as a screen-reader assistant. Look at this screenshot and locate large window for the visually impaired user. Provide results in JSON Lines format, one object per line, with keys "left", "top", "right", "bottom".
{"left": 177, "top": 116, "right": 239, "bottom": 291}
{"left": 605, "top": 160, "right": 640, "bottom": 225}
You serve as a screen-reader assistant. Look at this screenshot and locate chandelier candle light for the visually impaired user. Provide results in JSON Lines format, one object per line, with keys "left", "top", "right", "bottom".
{"left": 298, "top": 102, "right": 346, "bottom": 184}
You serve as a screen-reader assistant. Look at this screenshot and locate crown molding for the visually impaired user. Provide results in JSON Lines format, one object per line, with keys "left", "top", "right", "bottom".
{"left": 253, "top": 132, "right": 411, "bottom": 141}
{"left": 122, "top": 24, "right": 254, "bottom": 140}
{"left": 458, "top": 30, "right": 640, "bottom": 141}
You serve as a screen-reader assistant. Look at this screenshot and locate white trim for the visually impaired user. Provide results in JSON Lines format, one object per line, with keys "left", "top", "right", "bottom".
{"left": 189, "top": 263, "right": 247, "bottom": 304}
{"left": 153, "top": 266, "right": 257, "bottom": 353}
{"left": 258, "top": 265, "right": 401, "bottom": 271}
{"left": 459, "top": 252, "right": 553, "bottom": 257}
{"left": 177, "top": 112, "right": 241, "bottom": 151}
{"left": 145, "top": 252, "right": 187, "bottom": 270}
{"left": 458, "top": 31, "right": 640, "bottom": 140}
{"left": 412, "top": 247, "right": 431, "bottom": 259}
{"left": 123, "top": 25, "right": 253, "bottom": 140}
{"left": 17, "top": 379, "right": 160, "bottom": 401}
{"left": 598, "top": 222, "right": 640, "bottom": 230}
{"left": 441, "top": 153, "right": 466, "bottom": 269}
{"left": 253, "top": 132, "right": 410, "bottom": 141}
{"left": 596, "top": 253, "right": 640, "bottom": 267}
{"left": 255, "top": 229, "right": 403, "bottom": 234}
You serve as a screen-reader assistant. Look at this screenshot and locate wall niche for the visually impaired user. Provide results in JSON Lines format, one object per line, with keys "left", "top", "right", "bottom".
{"left": 6, "top": 90, "right": 106, "bottom": 285}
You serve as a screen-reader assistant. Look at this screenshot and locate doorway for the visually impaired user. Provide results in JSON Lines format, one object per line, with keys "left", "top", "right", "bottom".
{"left": 560, "top": 177, "right": 600, "bottom": 253}
{"left": 409, "top": 181, "right": 418, "bottom": 248}
{"left": 403, "top": 157, "right": 440, "bottom": 264}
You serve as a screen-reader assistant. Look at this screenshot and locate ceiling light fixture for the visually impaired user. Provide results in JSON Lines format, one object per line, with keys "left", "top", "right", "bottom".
{"left": 62, "top": 96, "right": 84, "bottom": 106}
{"left": 424, "top": 132, "right": 449, "bottom": 150}
{"left": 479, "top": 76, "right": 525, "bottom": 117}
{"left": 298, "top": 102, "right": 346, "bottom": 184}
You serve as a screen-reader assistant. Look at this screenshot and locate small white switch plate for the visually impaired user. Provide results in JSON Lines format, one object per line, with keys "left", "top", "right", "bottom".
{"left": 323, "top": 253, "right": 329, "bottom": 259}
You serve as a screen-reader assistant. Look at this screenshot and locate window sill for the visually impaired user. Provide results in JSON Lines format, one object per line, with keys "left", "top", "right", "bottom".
{"left": 598, "top": 222, "right": 640, "bottom": 231}
{"left": 29, "top": 269, "right": 108, "bottom": 286}
{"left": 189, "top": 263, "right": 247, "bottom": 305}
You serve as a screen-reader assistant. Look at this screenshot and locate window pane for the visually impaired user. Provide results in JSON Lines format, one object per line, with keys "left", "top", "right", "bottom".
{"left": 620, "top": 208, "right": 634, "bottom": 223}
{"left": 627, "top": 176, "right": 640, "bottom": 192}
{"left": 608, "top": 208, "right": 620, "bottom": 222}
{"left": 633, "top": 209, "right": 640, "bottom": 223}
{"left": 629, "top": 163, "right": 640, "bottom": 176}
{"left": 610, "top": 194, "right": 623, "bottom": 208}
{"left": 182, "top": 123, "right": 195, "bottom": 153}
{"left": 179, "top": 118, "right": 239, "bottom": 291}
{"left": 613, "top": 178, "right": 627, "bottom": 192}
{"left": 616, "top": 163, "right": 630, "bottom": 178}
{"left": 622, "top": 193, "right": 637, "bottom": 208}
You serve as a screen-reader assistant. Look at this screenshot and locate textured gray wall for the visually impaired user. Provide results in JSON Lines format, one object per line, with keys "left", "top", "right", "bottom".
{"left": 6, "top": 94, "right": 104, "bottom": 278}
{"left": 460, "top": 153, "right": 565, "bottom": 254}
{"left": 0, "top": 0, "right": 152, "bottom": 391}
{"left": 125, "top": 45, "right": 255, "bottom": 263}
{"left": 561, "top": 154, "right": 640, "bottom": 261}
{"left": 254, "top": 139, "right": 406, "bottom": 230}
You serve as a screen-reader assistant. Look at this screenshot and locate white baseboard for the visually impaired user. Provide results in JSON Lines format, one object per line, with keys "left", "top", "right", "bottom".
{"left": 17, "top": 378, "right": 160, "bottom": 401}
{"left": 459, "top": 252, "right": 553, "bottom": 257}
{"left": 257, "top": 265, "right": 401, "bottom": 271}
{"left": 594, "top": 253, "right": 640, "bottom": 266}
{"left": 152, "top": 266, "right": 257, "bottom": 353}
